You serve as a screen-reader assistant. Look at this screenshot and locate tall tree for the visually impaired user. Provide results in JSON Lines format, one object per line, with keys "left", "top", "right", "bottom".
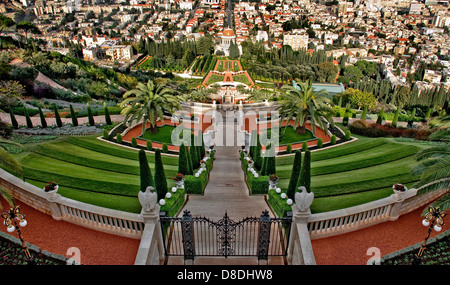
{"left": 287, "top": 150, "right": 302, "bottom": 199}
{"left": 297, "top": 150, "right": 311, "bottom": 192}
{"left": 277, "top": 79, "right": 334, "bottom": 135}
{"left": 154, "top": 149, "right": 168, "bottom": 200}
{"left": 120, "top": 79, "right": 181, "bottom": 135}
{"left": 139, "top": 149, "right": 154, "bottom": 192}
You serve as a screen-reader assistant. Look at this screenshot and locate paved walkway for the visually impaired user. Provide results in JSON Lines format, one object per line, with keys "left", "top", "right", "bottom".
{"left": 166, "top": 121, "right": 284, "bottom": 265}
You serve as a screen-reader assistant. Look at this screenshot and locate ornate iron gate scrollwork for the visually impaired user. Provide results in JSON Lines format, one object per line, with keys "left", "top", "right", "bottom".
{"left": 160, "top": 210, "right": 292, "bottom": 263}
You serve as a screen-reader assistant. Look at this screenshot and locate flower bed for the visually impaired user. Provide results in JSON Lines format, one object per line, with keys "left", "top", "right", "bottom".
{"left": 0, "top": 233, "right": 67, "bottom": 265}
{"left": 349, "top": 120, "right": 432, "bottom": 140}
{"left": 381, "top": 230, "right": 450, "bottom": 265}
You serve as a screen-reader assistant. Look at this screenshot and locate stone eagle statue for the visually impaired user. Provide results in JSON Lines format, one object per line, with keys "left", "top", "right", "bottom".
{"left": 138, "top": 186, "right": 157, "bottom": 212}
{"left": 295, "top": 186, "right": 314, "bottom": 212}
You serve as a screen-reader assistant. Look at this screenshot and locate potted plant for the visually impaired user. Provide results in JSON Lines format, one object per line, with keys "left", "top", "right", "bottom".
{"left": 173, "top": 173, "right": 185, "bottom": 188}
{"left": 43, "top": 181, "right": 59, "bottom": 193}
{"left": 247, "top": 160, "right": 254, "bottom": 169}
{"left": 392, "top": 183, "right": 407, "bottom": 200}
{"left": 269, "top": 174, "right": 279, "bottom": 189}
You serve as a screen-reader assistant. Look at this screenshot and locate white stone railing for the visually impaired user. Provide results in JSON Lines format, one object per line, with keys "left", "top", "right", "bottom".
{"left": 306, "top": 187, "right": 449, "bottom": 240}
{"left": 0, "top": 168, "right": 144, "bottom": 239}
{"left": 287, "top": 184, "right": 449, "bottom": 265}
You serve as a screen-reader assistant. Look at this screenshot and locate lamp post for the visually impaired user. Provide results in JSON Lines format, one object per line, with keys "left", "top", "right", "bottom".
{"left": 412, "top": 206, "right": 446, "bottom": 265}
{"left": 1, "top": 205, "right": 34, "bottom": 265}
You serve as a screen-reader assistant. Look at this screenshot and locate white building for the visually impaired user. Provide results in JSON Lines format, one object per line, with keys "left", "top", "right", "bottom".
{"left": 283, "top": 29, "right": 309, "bottom": 51}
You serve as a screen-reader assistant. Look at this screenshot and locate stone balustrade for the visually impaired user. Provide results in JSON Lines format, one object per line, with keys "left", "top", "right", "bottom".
{"left": 0, "top": 168, "right": 144, "bottom": 239}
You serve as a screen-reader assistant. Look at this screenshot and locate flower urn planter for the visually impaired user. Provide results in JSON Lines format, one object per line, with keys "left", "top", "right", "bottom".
{"left": 174, "top": 179, "right": 185, "bottom": 189}
{"left": 269, "top": 179, "right": 279, "bottom": 190}
{"left": 392, "top": 184, "right": 408, "bottom": 201}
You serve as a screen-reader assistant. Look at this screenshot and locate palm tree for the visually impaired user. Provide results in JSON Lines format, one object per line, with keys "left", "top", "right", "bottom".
{"left": 246, "top": 89, "right": 276, "bottom": 103}
{"left": 276, "top": 79, "right": 334, "bottom": 135}
{"left": 120, "top": 79, "right": 181, "bottom": 135}
{"left": 185, "top": 87, "right": 211, "bottom": 103}
{"left": 411, "top": 115, "right": 450, "bottom": 212}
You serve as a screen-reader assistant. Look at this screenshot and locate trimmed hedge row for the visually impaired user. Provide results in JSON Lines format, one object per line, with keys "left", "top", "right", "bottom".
{"left": 349, "top": 120, "right": 433, "bottom": 140}
{"left": 160, "top": 188, "right": 186, "bottom": 217}
{"left": 183, "top": 154, "right": 213, "bottom": 195}
{"left": 268, "top": 189, "right": 292, "bottom": 218}
{"left": 241, "top": 151, "right": 269, "bottom": 195}
{"left": 275, "top": 138, "right": 387, "bottom": 165}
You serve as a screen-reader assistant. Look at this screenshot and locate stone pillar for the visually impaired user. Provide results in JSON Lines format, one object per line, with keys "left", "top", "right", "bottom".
{"left": 287, "top": 187, "right": 316, "bottom": 265}
{"left": 135, "top": 187, "right": 165, "bottom": 265}
{"left": 46, "top": 189, "right": 62, "bottom": 221}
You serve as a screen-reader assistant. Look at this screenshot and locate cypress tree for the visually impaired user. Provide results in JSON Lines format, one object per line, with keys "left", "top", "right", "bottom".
{"left": 54, "top": 105, "right": 62, "bottom": 127}
{"left": 361, "top": 105, "right": 367, "bottom": 120}
{"left": 147, "top": 140, "right": 153, "bottom": 151}
{"left": 70, "top": 105, "right": 78, "bottom": 126}
{"left": 24, "top": 108, "right": 33, "bottom": 128}
{"left": 38, "top": 106, "right": 47, "bottom": 128}
{"left": 116, "top": 133, "right": 122, "bottom": 144}
{"left": 376, "top": 106, "right": 384, "bottom": 125}
{"left": 87, "top": 103, "right": 95, "bottom": 126}
{"left": 254, "top": 136, "right": 262, "bottom": 171}
{"left": 287, "top": 150, "right": 302, "bottom": 199}
{"left": 139, "top": 149, "right": 154, "bottom": 192}
{"left": 261, "top": 155, "right": 268, "bottom": 175}
{"left": 265, "top": 155, "right": 276, "bottom": 176}
{"left": 297, "top": 150, "right": 311, "bottom": 192}
{"left": 104, "top": 105, "right": 112, "bottom": 125}
{"left": 392, "top": 106, "right": 400, "bottom": 128}
{"left": 154, "top": 149, "right": 168, "bottom": 200}
{"left": 9, "top": 108, "right": 18, "bottom": 129}
{"left": 186, "top": 146, "right": 193, "bottom": 175}
{"left": 249, "top": 130, "right": 257, "bottom": 158}
{"left": 302, "top": 141, "right": 308, "bottom": 151}
{"left": 178, "top": 144, "right": 189, "bottom": 175}
{"left": 190, "top": 144, "right": 199, "bottom": 170}
{"left": 343, "top": 111, "right": 349, "bottom": 126}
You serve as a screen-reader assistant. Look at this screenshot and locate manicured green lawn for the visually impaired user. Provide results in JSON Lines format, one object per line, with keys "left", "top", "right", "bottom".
{"left": 268, "top": 135, "right": 422, "bottom": 213}
{"left": 140, "top": 125, "right": 193, "bottom": 145}
{"left": 16, "top": 135, "right": 180, "bottom": 213}
{"left": 264, "top": 125, "right": 315, "bottom": 145}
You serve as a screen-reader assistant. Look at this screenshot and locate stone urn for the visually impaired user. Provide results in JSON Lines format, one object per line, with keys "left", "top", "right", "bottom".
{"left": 268, "top": 174, "right": 279, "bottom": 189}
{"left": 392, "top": 183, "right": 408, "bottom": 201}
{"left": 174, "top": 178, "right": 185, "bottom": 189}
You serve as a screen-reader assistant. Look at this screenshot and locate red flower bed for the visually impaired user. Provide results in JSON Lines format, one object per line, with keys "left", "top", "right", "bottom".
{"left": 349, "top": 120, "right": 432, "bottom": 140}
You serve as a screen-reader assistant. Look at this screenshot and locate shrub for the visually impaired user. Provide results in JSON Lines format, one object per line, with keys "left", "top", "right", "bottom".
{"left": 302, "top": 141, "right": 308, "bottom": 151}
{"left": 265, "top": 155, "right": 276, "bottom": 176}
{"left": 154, "top": 149, "right": 168, "bottom": 200}
{"left": 24, "top": 108, "right": 33, "bottom": 128}
{"left": 286, "top": 144, "right": 292, "bottom": 154}
{"left": 360, "top": 105, "right": 367, "bottom": 120}
{"left": 376, "top": 106, "right": 385, "bottom": 125}
{"left": 254, "top": 136, "right": 262, "bottom": 170}
{"left": 38, "top": 106, "right": 47, "bottom": 128}
{"left": 146, "top": 140, "right": 153, "bottom": 151}
{"left": 343, "top": 112, "right": 349, "bottom": 126}
{"left": 178, "top": 144, "right": 189, "bottom": 175}
{"left": 9, "top": 108, "right": 18, "bottom": 129}
{"left": 287, "top": 150, "right": 302, "bottom": 199}
{"left": 392, "top": 106, "right": 400, "bottom": 128}
{"left": 139, "top": 149, "right": 154, "bottom": 192}
{"left": 331, "top": 135, "right": 336, "bottom": 145}
{"left": 162, "top": 143, "right": 168, "bottom": 153}
{"left": 116, "top": 133, "right": 122, "bottom": 144}
{"left": 104, "top": 106, "right": 112, "bottom": 125}
{"left": 345, "top": 129, "right": 351, "bottom": 141}
{"left": 131, "top": 137, "right": 137, "bottom": 148}
{"left": 349, "top": 120, "right": 432, "bottom": 140}
{"left": 184, "top": 172, "right": 208, "bottom": 194}
{"left": 317, "top": 138, "right": 323, "bottom": 148}
{"left": 87, "top": 103, "right": 95, "bottom": 126}
{"left": 247, "top": 175, "right": 269, "bottom": 195}
{"left": 53, "top": 105, "right": 62, "bottom": 128}
{"left": 297, "top": 150, "right": 311, "bottom": 192}
{"left": 102, "top": 129, "right": 109, "bottom": 140}
{"left": 69, "top": 105, "right": 78, "bottom": 127}
{"left": 0, "top": 120, "right": 12, "bottom": 139}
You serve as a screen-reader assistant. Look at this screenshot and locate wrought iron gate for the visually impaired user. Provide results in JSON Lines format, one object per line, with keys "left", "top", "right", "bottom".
{"left": 160, "top": 210, "right": 292, "bottom": 263}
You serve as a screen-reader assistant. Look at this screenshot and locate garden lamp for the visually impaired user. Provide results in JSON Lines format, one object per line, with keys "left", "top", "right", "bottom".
{"left": 1, "top": 205, "right": 34, "bottom": 265}
{"left": 412, "top": 206, "right": 446, "bottom": 265}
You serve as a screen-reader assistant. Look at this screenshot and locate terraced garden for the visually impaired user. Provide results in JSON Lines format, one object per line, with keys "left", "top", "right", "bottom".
{"left": 15, "top": 135, "right": 180, "bottom": 214}
{"left": 271, "top": 135, "right": 424, "bottom": 214}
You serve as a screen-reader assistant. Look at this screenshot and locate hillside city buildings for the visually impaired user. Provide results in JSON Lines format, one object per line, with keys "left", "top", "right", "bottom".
{"left": 1, "top": 0, "right": 449, "bottom": 92}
